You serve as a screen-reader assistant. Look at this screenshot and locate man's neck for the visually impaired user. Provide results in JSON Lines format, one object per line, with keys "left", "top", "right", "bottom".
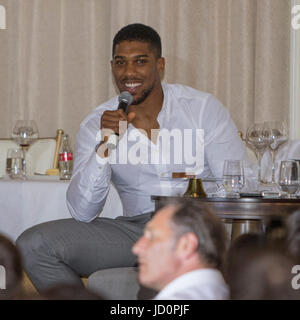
{"left": 128, "top": 86, "right": 164, "bottom": 122}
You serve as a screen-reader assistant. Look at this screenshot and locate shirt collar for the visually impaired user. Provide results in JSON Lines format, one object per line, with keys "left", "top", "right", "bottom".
{"left": 157, "top": 83, "right": 171, "bottom": 126}
{"left": 154, "top": 269, "right": 225, "bottom": 300}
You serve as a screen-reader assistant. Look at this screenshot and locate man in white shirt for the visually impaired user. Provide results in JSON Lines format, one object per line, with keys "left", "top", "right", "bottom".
{"left": 16, "top": 23, "right": 249, "bottom": 291}
{"left": 132, "top": 198, "right": 229, "bottom": 300}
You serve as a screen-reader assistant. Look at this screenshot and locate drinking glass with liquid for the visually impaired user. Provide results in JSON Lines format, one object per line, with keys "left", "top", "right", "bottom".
{"left": 222, "top": 160, "right": 245, "bottom": 197}
{"left": 279, "top": 160, "right": 299, "bottom": 198}
{"left": 6, "top": 148, "right": 25, "bottom": 179}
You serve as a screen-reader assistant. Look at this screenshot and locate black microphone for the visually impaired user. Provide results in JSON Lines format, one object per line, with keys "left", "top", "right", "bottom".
{"left": 107, "top": 91, "right": 133, "bottom": 150}
{"left": 117, "top": 91, "right": 133, "bottom": 113}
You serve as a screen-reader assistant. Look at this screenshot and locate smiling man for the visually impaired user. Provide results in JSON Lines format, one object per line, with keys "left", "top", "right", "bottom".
{"left": 17, "top": 23, "right": 249, "bottom": 292}
{"left": 132, "top": 198, "right": 229, "bottom": 300}
{"left": 101, "top": 26, "right": 165, "bottom": 147}
{"left": 111, "top": 41, "right": 164, "bottom": 106}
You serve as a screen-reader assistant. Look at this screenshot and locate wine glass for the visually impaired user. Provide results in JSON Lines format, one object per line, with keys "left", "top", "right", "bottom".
{"left": 11, "top": 120, "right": 39, "bottom": 175}
{"left": 279, "top": 160, "right": 299, "bottom": 198}
{"left": 245, "top": 123, "right": 271, "bottom": 184}
{"left": 264, "top": 121, "right": 288, "bottom": 185}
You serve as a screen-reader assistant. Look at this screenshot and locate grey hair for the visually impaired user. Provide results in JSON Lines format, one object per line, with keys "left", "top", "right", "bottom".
{"left": 157, "top": 198, "right": 228, "bottom": 269}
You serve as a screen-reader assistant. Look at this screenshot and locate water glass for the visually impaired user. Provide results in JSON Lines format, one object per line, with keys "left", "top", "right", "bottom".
{"left": 6, "top": 148, "right": 25, "bottom": 179}
{"left": 279, "top": 160, "right": 299, "bottom": 198}
{"left": 223, "top": 160, "right": 245, "bottom": 196}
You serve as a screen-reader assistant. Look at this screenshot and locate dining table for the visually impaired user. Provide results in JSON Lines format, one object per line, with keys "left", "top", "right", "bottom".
{"left": 151, "top": 195, "right": 300, "bottom": 240}
{"left": 2, "top": 173, "right": 300, "bottom": 243}
{"left": 0, "top": 175, "right": 123, "bottom": 242}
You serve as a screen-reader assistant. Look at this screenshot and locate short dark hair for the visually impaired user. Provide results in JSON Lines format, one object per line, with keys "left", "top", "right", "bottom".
{"left": 112, "top": 23, "right": 162, "bottom": 58}
{"left": 158, "top": 198, "right": 228, "bottom": 269}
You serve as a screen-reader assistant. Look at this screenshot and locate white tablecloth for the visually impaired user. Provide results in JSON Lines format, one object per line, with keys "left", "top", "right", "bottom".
{"left": 0, "top": 176, "right": 123, "bottom": 242}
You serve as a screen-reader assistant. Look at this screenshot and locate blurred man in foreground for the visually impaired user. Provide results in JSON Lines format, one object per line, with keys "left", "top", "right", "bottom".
{"left": 132, "top": 198, "right": 229, "bottom": 300}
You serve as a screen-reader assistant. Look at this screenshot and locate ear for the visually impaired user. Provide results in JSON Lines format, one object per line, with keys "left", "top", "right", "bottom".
{"left": 156, "top": 57, "right": 165, "bottom": 74}
{"left": 176, "top": 232, "right": 199, "bottom": 260}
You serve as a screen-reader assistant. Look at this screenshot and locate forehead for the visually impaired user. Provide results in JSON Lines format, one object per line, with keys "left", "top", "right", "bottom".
{"left": 147, "top": 205, "right": 176, "bottom": 231}
{"left": 113, "top": 40, "right": 156, "bottom": 58}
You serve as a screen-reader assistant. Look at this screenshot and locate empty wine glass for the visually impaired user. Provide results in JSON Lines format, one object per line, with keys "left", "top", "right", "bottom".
{"left": 245, "top": 123, "right": 271, "bottom": 184}
{"left": 264, "top": 121, "right": 288, "bottom": 185}
{"left": 279, "top": 160, "right": 299, "bottom": 198}
{"left": 11, "top": 120, "right": 39, "bottom": 175}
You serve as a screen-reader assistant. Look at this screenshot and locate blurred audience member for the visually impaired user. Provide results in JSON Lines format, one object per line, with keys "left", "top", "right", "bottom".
{"left": 132, "top": 198, "right": 229, "bottom": 300}
{"left": 286, "top": 210, "right": 300, "bottom": 261}
{"left": 264, "top": 215, "right": 287, "bottom": 246}
{"left": 225, "top": 233, "right": 300, "bottom": 300}
{"left": 224, "top": 233, "right": 264, "bottom": 291}
{"left": 0, "top": 234, "right": 23, "bottom": 299}
{"left": 40, "top": 284, "right": 104, "bottom": 300}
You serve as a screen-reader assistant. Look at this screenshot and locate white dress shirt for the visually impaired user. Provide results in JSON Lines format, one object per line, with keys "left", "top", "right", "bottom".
{"left": 67, "top": 83, "right": 249, "bottom": 222}
{"left": 154, "top": 269, "right": 229, "bottom": 300}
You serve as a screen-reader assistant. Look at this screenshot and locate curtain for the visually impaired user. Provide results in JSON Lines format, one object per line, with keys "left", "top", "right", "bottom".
{"left": 0, "top": 0, "right": 291, "bottom": 143}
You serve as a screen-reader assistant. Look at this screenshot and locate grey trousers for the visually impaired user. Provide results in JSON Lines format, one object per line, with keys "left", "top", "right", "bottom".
{"left": 16, "top": 212, "right": 152, "bottom": 292}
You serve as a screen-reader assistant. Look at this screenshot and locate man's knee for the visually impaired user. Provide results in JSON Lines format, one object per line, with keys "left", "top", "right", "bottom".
{"left": 16, "top": 226, "right": 48, "bottom": 261}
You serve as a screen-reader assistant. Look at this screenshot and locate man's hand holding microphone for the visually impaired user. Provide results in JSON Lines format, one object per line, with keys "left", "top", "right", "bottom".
{"left": 97, "top": 91, "right": 134, "bottom": 158}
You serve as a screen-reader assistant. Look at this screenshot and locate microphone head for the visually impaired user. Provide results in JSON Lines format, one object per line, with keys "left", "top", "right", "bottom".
{"left": 119, "top": 91, "right": 133, "bottom": 106}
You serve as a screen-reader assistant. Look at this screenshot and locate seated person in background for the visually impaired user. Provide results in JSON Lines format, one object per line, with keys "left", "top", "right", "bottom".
{"left": 0, "top": 234, "right": 23, "bottom": 300}
{"left": 224, "top": 233, "right": 265, "bottom": 288}
{"left": 286, "top": 209, "right": 300, "bottom": 261}
{"left": 40, "top": 284, "right": 104, "bottom": 300}
{"left": 225, "top": 233, "right": 300, "bottom": 300}
{"left": 132, "top": 198, "right": 229, "bottom": 300}
{"left": 16, "top": 23, "right": 249, "bottom": 292}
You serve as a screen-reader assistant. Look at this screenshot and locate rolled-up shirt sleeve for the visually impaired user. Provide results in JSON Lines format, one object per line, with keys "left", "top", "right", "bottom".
{"left": 66, "top": 109, "right": 112, "bottom": 222}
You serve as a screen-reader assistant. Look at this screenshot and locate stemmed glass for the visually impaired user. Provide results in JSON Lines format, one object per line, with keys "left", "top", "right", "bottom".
{"left": 11, "top": 120, "right": 39, "bottom": 175}
{"left": 279, "top": 160, "right": 299, "bottom": 198}
{"left": 264, "top": 121, "right": 288, "bottom": 185}
{"left": 245, "top": 123, "right": 271, "bottom": 184}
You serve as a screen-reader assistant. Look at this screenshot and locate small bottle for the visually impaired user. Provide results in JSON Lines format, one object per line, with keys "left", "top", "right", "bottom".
{"left": 59, "top": 134, "right": 73, "bottom": 180}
